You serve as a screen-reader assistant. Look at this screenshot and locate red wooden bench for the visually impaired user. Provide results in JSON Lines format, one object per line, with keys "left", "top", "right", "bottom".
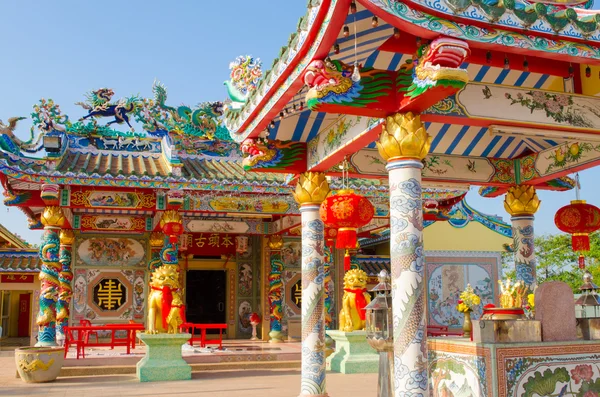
{"left": 180, "top": 323, "right": 227, "bottom": 349}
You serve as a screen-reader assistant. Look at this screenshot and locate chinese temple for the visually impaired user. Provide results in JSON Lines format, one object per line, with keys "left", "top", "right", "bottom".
{"left": 0, "top": 88, "right": 510, "bottom": 347}
{"left": 3, "top": 0, "right": 600, "bottom": 393}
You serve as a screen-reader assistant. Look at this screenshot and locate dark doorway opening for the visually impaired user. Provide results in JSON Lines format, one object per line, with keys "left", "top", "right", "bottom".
{"left": 185, "top": 270, "right": 226, "bottom": 335}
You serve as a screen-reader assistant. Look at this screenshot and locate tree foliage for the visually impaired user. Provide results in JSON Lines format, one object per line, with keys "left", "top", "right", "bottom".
{"left": 502, "top": 232, "right": 600, "bottom": 292}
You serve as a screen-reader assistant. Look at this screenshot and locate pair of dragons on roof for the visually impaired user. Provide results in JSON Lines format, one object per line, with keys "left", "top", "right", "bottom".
{"left": 0, "top": 82, "right": 226, "bottom": 156}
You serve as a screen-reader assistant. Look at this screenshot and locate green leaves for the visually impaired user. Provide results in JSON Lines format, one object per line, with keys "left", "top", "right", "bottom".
{"left": 522, "top": 367, "right": 569, "bottom": 397}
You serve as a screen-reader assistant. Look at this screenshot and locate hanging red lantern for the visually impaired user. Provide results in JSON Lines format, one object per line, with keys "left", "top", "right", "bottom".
{"left": 320, "top": 189, "right": 374, "bottom": 270}
{"left": 160, "top": 210, "right": 184, "bottom": 244}
{"left": 324, "top": 227, "right": 338, "bottom": 249}
{"left": 554, "top": 200, "right": 600, "bottom": 252}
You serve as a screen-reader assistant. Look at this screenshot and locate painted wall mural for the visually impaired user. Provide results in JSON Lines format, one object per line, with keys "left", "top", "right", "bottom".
{"left": 281, "top": 241, "right": 301, "bottom": 268}
{"left": 427, "top": 262, "right": 496, "bottom": 328}
{"left": 428, "top": 342, "right": 492, "bottom": 397}
{"left": 191, "top": 195, "right": 297, "bottom": 214}
{"left": 458, "top": 83, "right": 600, "bottom": 130}
{"left": 79, "top": 215, "right": 147, "bottom": 232}
{"left": 72, "top": 269, "right": 145, "bottom": 322}
{"left": 76, "top": 237, "right": 147, "bottom": 267}
{"left": 70, "top": 189, "right": 155, "bottom": 209}
{"left": 498, "top": 345, "right": 600, "bottom": 397}
{"left": 307, "top": 115, "right": 378, "bottom": 169}
{"left": 238, "top": 300, "right": 252, "bottom": 335}
{"left": 238, "top": 263, "right": 253, "bottom": 297}
{"left": 351, "top": 148, "right": 498, "bottom": 182}
{"left": 535, "top": 141, "right": 600, "bottom": 177}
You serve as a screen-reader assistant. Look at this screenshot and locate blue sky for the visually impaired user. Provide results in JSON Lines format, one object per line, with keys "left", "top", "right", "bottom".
{"left": 0, "top": 1, "right": 595, "bottom": 244}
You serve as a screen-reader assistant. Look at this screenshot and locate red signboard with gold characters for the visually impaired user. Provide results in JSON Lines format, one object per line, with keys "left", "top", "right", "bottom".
{"left": 183, "top": 233, "right": 238, "bottom": 257}
{"left": 1, "top": 274, "right": 34, "bottom": 283}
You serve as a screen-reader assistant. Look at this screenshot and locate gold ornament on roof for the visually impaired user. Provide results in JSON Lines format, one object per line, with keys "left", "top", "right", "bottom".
{"left": 41, "top": 206, "right": 66, "bottom": 228}
{"left": 498, "top": 278, "right": 527, "bottom": 308}
{"left": 268, "top": 235, "right": 284, "bottom": 251}
{"left": 504, "top": 185, "right": 541, "bottom": 216}
{"left": 292, "top": 172, "right": 330, "bottom": 205}
{"left": 376, "top": 112, "right": 431, "bottom": 162}
{"left": 159, "top": 210, "right": 182, "bottom": 228}
{"left": 149, "top": 232, "right": 164, "bottom": 248}
{"left": 59, "top": 230, "right": 75, "bottom": 246}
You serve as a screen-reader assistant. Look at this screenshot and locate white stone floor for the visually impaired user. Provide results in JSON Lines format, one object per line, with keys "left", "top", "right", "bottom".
{"left": 0, "top": 352, "right": 378, "bottom": 397}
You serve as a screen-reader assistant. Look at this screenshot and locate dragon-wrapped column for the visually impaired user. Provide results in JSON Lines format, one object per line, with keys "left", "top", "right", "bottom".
{"left": 148, "top": 232, "right": 165, "bottom": 271}
{"left": 56, "top": 229, "right": 74, "bottom": 345}
{"left": 376, "top": 113, "right": 430, "bottom": 396}
{"left": 504, "top": 185, "right": 540, "bottom": 286}
{"left": 292, "top": 172, "right": 330, "bottom": 397}
{"left": 267, "top": 235, "right": 284, "bottom": 343}
{"left": 36, "top": 206, "right": 66, "bottom": 347}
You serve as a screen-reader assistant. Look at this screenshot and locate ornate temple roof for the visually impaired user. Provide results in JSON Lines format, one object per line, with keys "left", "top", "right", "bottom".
{"left": 0, "top": 250, "right": 40, "bottom": 273}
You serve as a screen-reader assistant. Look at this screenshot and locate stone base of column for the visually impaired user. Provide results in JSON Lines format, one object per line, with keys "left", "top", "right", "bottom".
{"left": 269, "top": 330, "right": 283, "bottom": 343}
{"left": 136, "top": 333, "right": 191, "bottom": 382}
{"left": 326, "top": 330, "right": 378, "bottom": 374}
{"left": 297, "top": 394, "right": 329, "bottom": 397}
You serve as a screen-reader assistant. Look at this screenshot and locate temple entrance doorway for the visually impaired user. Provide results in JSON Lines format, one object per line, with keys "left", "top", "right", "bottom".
{"left": 185, "top": 270, "right": 227, "bottom": 335}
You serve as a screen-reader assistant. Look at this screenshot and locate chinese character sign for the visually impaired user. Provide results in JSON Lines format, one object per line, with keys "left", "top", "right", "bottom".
{"left": 93, "top": 278, "right": 126, "bottom": 311}
{"left": 1, "top": 274, "right": 34, "bottom": 283}
{"left": 187, "top": 233, "right": 238, "bottom": 256}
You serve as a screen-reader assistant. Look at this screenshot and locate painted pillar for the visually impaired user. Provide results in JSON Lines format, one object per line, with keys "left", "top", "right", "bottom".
{"left": 267, "top": 235, "right": 284, "bottom": 343}
{"left": 504, "top": 185, "right": 540, "bottom": 286}
{"left": 36, "top": 206, "right": 66, "bottom": 346}
{"left": 148, "top": 232, "right": 164, "bottom": 271}
{"left": 160, "top": 210, "right": 182, "bottom": 268}
{"left": 292, "top": 172, "right": 330, "bottom": 397}
{"left": 56, "top": 229, "right": 74, "bottom": 344}
{"left": 323, "top": 245, "right": 334, "bottom": 330}
{"left": 376, "top": 113, "right": 430, "bottom": 396}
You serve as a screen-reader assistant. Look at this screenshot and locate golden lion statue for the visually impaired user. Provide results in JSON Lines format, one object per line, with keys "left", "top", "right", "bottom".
{"left": 339, "top": 269, "right": 371, "bottom": 332}
{"left": 147, "top": 265, "right": 185, "bottom": 334}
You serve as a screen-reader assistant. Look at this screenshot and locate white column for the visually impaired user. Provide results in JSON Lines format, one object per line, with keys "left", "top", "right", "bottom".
{"left": 511, "top": 215, "right": 536, "bottom": 285}
{"left": 299, "top": 203, "right": 327, "bottom": 397}
{"left": 387, "top": 158, "right": 428, "bottom": 396}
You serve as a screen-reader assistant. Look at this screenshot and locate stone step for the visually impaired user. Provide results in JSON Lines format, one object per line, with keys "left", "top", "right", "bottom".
{"left": 58, "top": 360, "right": 301, "bottom": 377}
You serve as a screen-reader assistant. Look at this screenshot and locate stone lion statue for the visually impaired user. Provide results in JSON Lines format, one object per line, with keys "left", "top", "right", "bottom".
{"left": 147, "top": 265, "right": 185, "bottom": 334}
{"left": 339, "top": 269, "right": 371, "bottom": 332}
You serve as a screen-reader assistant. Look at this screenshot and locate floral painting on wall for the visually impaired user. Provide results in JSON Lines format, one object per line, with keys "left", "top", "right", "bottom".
{"left": 503, "top": 351, "right": 600, "bottom": 396}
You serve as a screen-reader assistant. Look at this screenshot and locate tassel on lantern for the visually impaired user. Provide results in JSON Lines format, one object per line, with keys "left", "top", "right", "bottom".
{"left": 336, "top": 227, "right": 357, "bottom": 250}
{"left": 573, "top": 233, "right": 590, "bottom": 252}
{"left": 579, "top": 254, "right": 586, "bottom": 270}
{"left": 344, "top": 249, "right": 351, "bottom": 272}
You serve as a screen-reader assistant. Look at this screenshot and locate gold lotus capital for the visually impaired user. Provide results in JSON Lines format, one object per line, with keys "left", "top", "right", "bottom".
{"left": 504, "top": 185, "right": 540, "bottom": 216}
{"left": 160, "top": 210, "right": 182, "bottom": 228}
{"left": 376, "top": 112, "right": 432, "bottom": 161}
{"left": 59, "top": 230, "right": 75, "bottom": 246}
{"left": 292, "top": 172, "right": 330, "bottom": 205}
{"left": 41, "top": 206, "right": 66, "bottom": 228}
{"left": 268, "top": 235, "right": 284, "bottom": 251}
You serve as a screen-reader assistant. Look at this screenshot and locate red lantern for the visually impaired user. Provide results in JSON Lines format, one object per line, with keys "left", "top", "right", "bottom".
{"left": 162, "top": 222, "right": 183, "bottom": 244}
{"left": 554, "top": 200, "right": 600, "bottom": 252}
{"left": 320, "top": 189, "right": 374, "bottom": 270}
{"left": 324, "top": 227, "right": 338, "bottom": 249}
